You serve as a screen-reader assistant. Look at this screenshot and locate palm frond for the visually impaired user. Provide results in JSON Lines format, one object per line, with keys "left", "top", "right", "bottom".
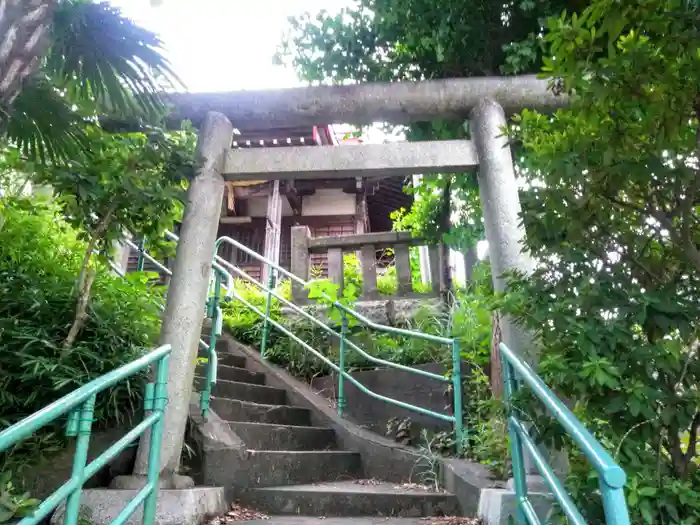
{"left": 5, "top": 79, "right": 89, "bottom": 164}
{"left": 46, "top": 0, "right": 183, "bottom": 120}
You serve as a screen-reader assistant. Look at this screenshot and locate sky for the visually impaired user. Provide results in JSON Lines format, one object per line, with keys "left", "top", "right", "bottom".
{"left": 110, "top": 0, "right": 348, "bottom": 92}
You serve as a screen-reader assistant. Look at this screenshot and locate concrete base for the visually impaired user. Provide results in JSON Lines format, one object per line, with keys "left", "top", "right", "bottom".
{"left": 111, "top": 474, "right": 195, "bottom": 490}
{"left": 477, "top": 488, "right": 553, "bottom": 525}
{"left": 51, "top": 487, "right": 227, "bottom": 525}
{"left": 283, "top": 297, "right": 443, "bottom": 325}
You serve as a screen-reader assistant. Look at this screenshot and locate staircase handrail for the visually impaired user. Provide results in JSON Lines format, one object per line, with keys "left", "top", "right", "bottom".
{"left": 499, "top": 342, "right": 630, "bottom": 525}
{"left": 118, "top": 231, "right": 235, "bottom": 416}
{"left": 216, "top": 258, "right": 450, "bottom": 383}
{"left": 214, "top": 236, "right": 453, "bottom": 344}
{"left": 214, "top": 235, "right": 464, "bottom": 450}
{"left": 230, "top": 279, "right": 457, "bottom": 422}
{"left": 0, "top": 345, "right": 171, "bottom": 525}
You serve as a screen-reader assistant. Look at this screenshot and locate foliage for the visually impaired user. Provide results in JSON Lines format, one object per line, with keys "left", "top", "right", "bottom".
{"left": 0, "top": 197, "right": 163, "bottom": 475}
{"left": 410, "top": 429, "right": 445, "bottom": 492}
{"left": 498, "top": 0, "right": 700, "bottom": 522}
{"left": 0, "top": 472, "right": 39, "bottom": 523}
{"left": 36, "top": 127, "right": 194, "bottom": 252}
{"left": 5, "top": 0, "right": 181, "bottom": 162}
{"left": 29, "top": 126, "right": 195, "bottom": 351}
{"left": 276, "top": 0, "right": 582, "bottom": 84}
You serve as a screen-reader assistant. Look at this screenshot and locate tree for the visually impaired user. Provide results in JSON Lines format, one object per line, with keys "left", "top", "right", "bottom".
{"left": 498, "top": 0, "right": 700, "bottom": 521}
{"left": 29, "top": 126, "right": 196, "bottom": 352}
{"left": 0, "top": 0, "right": 179, "bottom": 162}
{"left": 276, "top": 0, "right": 583, "bottom": 258}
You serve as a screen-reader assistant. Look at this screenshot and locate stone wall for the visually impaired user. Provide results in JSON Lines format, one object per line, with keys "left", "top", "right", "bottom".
{"left": 311, "top": 363, "right": 454, "bottom": 440}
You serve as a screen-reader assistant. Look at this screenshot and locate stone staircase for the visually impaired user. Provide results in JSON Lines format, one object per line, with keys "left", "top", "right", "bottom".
{"left": 194, "top": 342, "right": 463, "bottom": 524}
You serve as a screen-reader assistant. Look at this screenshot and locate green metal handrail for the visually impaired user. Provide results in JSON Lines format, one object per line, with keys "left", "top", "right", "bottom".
{"left": 214, "top": 235, "right": 464, "bottom": 450}
{"left": 499, "top": 343, "right": 630, "bottom": 525}
{"left": 121, "top": 233, "right": 234, "bottom": 417}
{"left": 0, "top": 345, "right": 171, "bottom": 525}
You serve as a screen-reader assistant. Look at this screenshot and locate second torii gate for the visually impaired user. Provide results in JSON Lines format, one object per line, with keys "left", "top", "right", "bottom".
{"left": 130, "top": 74, "right": 566, "bottom": 487}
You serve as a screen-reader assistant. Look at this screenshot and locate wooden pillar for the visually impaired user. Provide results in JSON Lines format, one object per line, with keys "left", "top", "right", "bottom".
{"left": 262, "top": 180, "right": 282, "bottom": 284}
{"left": 291, "top": 225, "right": 311, "bottom": 303}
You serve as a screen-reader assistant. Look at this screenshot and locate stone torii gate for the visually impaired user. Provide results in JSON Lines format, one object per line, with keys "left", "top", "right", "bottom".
{"left": 129, "top": 74, "right": 566, "bottom": 487}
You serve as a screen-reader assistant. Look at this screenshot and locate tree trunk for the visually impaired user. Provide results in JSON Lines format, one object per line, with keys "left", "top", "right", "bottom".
{"left": 0, "top": 1, "right": 56, "bottom": 120}
{"left": 62, "top": 206, "right": 116, "bottom": 353}
{"left": 62, "top": 267, "right": 96, "bottom": 353}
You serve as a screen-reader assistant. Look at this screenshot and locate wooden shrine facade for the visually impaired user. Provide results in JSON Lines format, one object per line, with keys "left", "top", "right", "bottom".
{"left": 217, "top": 124, "right": 412, "bottom": 282}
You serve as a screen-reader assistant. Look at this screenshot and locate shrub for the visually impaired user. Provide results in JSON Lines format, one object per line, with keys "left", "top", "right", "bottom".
{"left": 0, "top": 198, "right": 163, "bottom": 474}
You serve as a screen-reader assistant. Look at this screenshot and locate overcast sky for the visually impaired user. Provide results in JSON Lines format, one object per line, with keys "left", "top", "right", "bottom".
{"left": 110, "top": 0, "right": 347, "bottom": 92}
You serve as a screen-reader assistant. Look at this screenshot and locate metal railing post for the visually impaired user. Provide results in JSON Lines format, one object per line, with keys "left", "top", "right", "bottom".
{"left": 451, "top": 339, "right": 464, "bottom": 455}
{"left": 502, "top": 356, "right": 528, "bottom": 525}
{"left": 601, "top": 485, "right": 631, "bottom": 525}
{"left": 337, "top": 312, "right": 348, "bottom": 417}
{"left": 136, "top": 238, "right": 146, "bottom": 272}
{"left": 63, "top": 394, "right": 96, "bottom": 525}
{"left": 260, "top": 263, "right": 275, "bottom": 359}
{"left": 201, "top": 271, "right": 222, "bottom": 417}
{"left": 142, "top": 354, "right": 170, "bottom": 525}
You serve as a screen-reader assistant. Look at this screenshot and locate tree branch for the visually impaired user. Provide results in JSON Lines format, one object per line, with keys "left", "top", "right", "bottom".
{"left": 683, "top": 412, "right": 700, "bottom": 466}
{"left": 649, "top": 208, "right": 700, "bottom": 275}
{"left": 61, "top": 268, "right": 96, "bottom": 354}
{"left": 62, "top": 205, "right": 118, "bottom": 353}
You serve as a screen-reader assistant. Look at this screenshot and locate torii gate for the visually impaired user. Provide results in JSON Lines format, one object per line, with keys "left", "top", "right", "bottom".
{"left": 130, "top": 74, "right": 567, "bottom": 486}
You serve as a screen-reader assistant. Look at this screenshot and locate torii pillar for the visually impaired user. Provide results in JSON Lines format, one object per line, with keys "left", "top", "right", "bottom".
{"left": 470, "top": 99, "right": 536, "bottom": 358}
{"left": 116, "top": 111, "right": 234, "bottom": 489}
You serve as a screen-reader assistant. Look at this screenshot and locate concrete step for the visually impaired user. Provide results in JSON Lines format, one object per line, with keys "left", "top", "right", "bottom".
{"left": 246, "top": 480, "right": 459, "bottom": 518}
{"left": 213, "top": 365, "right": 266, "bottom": 385}
{"left": 197, "top": 349, "right": 247, "bottom": 369}
{"left": 228, "top": 421, "right": 336, "bottom": 451}
{"left": 210, "top": 398, "right": 311, "bottom": 426}
{"left": 244, "top": 451, "right": 362, "bottom": 487}
{"left": 195, "top": 377, "right": 285, "bottom": 404}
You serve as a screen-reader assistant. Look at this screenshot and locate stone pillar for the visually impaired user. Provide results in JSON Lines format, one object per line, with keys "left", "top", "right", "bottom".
{"left": 125, "top": 112, "right": 234, "bottom": 488}
{"left": 360, "top": 244, "right": 378, "bottom": 300}
{"left": 470, "top": 99, "right": 544, "bottom": 485}
{"left": 394, "top": 244, "right": 412, "bottom": 296}
{"left": 470, "top": 98, "right": 535, "bottom": 354}
{"left": 290, "top": 225, "right": 310, "bottom": 303}
{"left": 428, "top": 245, "right": 441, "bottom": 295}
{"left": 418, "top": 245, "right": 431, "bottom": 285}
{"left": 412, "top": 175, "right": 431, "bottom": 286}
{"left": 327, "top": 248, "right": 344, "bottom": 294}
